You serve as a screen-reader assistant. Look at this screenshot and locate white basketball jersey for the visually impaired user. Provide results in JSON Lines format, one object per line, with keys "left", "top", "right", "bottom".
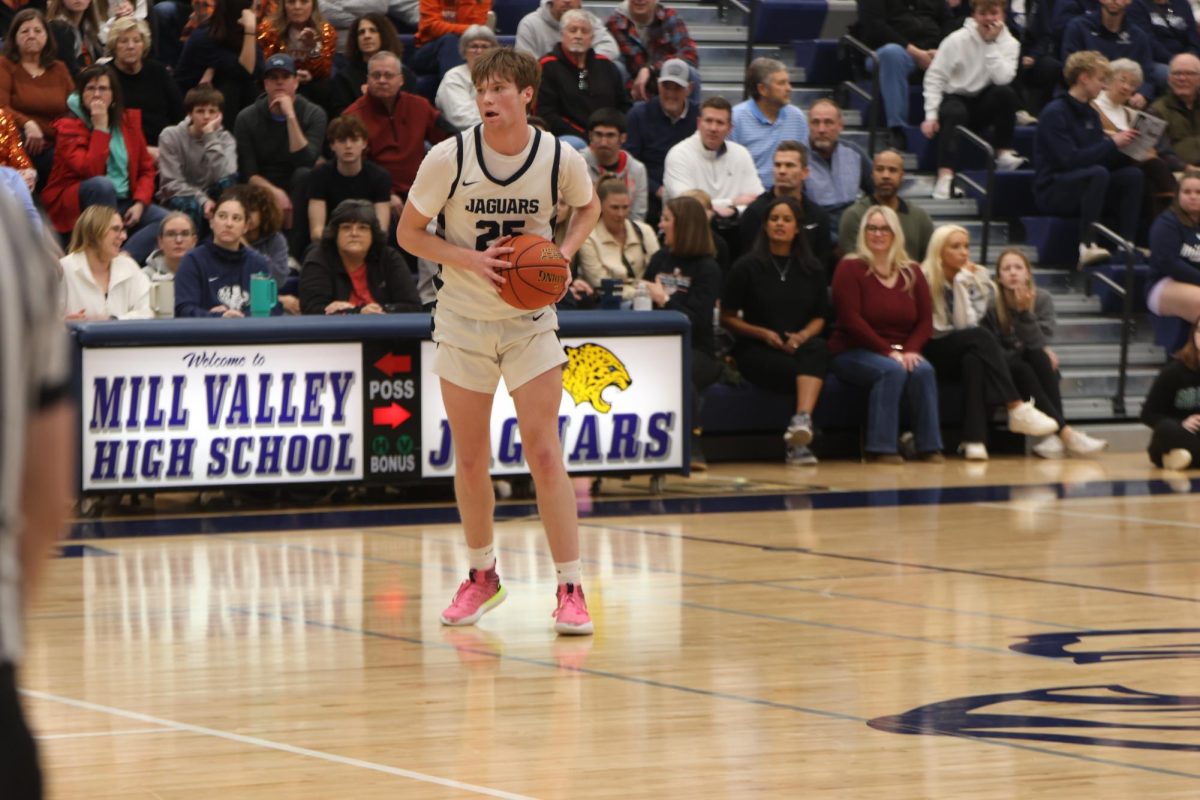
{"left": 412, "top": 124, "right": 588, "bottom": 320}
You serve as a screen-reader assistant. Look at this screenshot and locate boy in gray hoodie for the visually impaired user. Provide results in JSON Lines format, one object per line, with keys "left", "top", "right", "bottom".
{"left": 156, "top": 86, "right": 238, "bottom": 231}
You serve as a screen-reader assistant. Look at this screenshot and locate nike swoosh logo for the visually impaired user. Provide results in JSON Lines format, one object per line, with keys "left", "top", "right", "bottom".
{"left": 532, "top": 312, "right": 546, "bottom": 321}
{"left": 462, "top": 180, "right": 479, "bottom": 186}
{"left": 208, "top": 276, "right": 219, "bottom": 282}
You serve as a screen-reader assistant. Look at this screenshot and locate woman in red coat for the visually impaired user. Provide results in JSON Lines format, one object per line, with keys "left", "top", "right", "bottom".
{"left": 42, "top": 63, "right": 168, "bottom": 263}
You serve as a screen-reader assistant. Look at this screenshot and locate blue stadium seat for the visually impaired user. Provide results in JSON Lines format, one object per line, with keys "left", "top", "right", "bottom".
{"left": 792, "top": 39, "right": 848, "bottom": 85}
{"left": 751, "top": 0, "right": 829, "bottom": 42}
{"left": 492, "top": 0, "right": 538, "bottom": 35}
{"left": 1020, "top": 216, "right": 1080, "bottom": 265}
{"left": 960, "top": 169, "right": 1034, "bottom": 218}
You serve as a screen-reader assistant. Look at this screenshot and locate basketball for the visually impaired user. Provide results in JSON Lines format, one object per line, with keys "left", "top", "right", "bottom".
{"left": 497, "top": 234, "right": 571, "bottom": 310}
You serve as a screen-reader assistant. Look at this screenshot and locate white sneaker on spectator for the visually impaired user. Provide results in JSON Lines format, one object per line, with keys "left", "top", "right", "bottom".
{"left": 959, "top": 442, "right": 988, "bottom": 461}
{"left": 1163, "top": 448, "right": 1193, "bottom": 470}
{"left": 1062, "top": 428, "right": 1108, "bottom": 456}
{"left": 995, "top": 150, "right": 1028, "bottom": 171}
{"left": 1078, "top": 243, "right": 1111, "bottom": 268}
{"left": 1032, "top": 434, "right": 1064, "bottom": 459}
{"left": 784, "top": 412, "right": 813, "bottom": 447}
{"left": 1015, "top": 110, "right": 1038, "bottom": 126}
{"left": 1008, "top": 400, "right": 1059, "bottom": 436}
{"left": 932, "top": 172, "right": 954, "bottom": 200}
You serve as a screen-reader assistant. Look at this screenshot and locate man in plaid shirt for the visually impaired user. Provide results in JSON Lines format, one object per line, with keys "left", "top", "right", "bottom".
{"left": 606, "top": 0, "right": 698, "bottom": 101}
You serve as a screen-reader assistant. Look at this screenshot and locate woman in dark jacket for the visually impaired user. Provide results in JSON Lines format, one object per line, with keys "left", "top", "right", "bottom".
{"left": 720, "top": 195, "right": 829, "bottom": 466}
{"left": 641, "top": 195, "right": 722, "bottom": 467}
{"left": 174, "top": 0, "right": 263, "bottom": 118}
{"left": 300, "top": 199, "right": 421, "bottom": 314}
{"left": 1141, "top": 316, "right": 1200, "bottom": 469}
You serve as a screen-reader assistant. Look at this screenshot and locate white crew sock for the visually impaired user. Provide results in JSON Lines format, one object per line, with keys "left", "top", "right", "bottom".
{"left": 555, "top": 559, "right": 583, "bottom": 586}
{"left": 469, "top": 544, "right": 496, "bottom": 572}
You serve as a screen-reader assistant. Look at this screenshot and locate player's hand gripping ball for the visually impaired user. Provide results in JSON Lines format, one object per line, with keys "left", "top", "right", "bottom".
{"left": 497, "top": 234, "right": 571, "bottom": 310}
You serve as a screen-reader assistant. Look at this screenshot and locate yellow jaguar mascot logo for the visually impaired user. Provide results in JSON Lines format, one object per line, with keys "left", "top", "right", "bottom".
{"left": 562, "top": 343, "right": 631, "bottom": 413}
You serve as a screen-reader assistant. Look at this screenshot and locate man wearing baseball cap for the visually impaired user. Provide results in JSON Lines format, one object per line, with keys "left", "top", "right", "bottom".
{"left": 624, "top": 58, "right": 699, "bottom": 223}
{"left": 233, "top": 52, "right": 328, "bottom": 253}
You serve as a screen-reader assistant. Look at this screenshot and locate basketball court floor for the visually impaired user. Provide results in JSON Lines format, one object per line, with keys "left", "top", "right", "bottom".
{"left": 22, "top": 453, "right": 1200, "bottom": 798}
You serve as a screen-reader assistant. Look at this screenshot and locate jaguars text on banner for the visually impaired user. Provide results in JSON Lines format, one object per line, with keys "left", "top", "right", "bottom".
{"left": 420, "top": 335, "right": 685, "bottom": 477}
{"left": 81, "top": 343, "right": 364, "bottom": 490}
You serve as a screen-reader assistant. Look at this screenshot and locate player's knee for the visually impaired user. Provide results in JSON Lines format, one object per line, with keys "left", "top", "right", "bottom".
{"left": 522, "top": 438, "right": 564, "bottom": 477}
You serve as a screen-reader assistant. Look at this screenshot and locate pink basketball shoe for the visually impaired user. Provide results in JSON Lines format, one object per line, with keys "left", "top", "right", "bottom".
{"left": 553, "top": 583, "right": 594, "bottom": 635}
{"left": 440, "top": 568, "right": 506, "bottom": 626}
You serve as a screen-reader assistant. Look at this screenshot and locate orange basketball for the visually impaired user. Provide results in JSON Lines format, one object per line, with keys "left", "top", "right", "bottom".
{"left": 498, "top": 234, "right": 571, "bottom": 310}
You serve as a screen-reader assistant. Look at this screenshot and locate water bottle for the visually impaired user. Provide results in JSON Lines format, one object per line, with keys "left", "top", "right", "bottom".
{"left": 632, "top": 281, "right": 652, "bottom": 311}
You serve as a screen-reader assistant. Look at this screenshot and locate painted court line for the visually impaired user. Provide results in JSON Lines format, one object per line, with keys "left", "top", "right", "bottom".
{"left": 20, "top": 689, "right": 539, "bottom": 800}
{"left": 36, "top": 727, "right": 177, "bottom": 741}
{"left": 976, "top": 501, "right": 1200, "bottom": 532}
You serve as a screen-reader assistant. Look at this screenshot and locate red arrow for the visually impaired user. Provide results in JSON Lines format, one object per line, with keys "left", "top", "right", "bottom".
{"left": 373, "top": 403, "right": 411, "bottom": 428}
{"left": 374, "top": 353, "right": 412, "bottom": 377}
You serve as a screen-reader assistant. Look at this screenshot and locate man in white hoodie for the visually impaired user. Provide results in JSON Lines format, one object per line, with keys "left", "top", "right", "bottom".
{"left": 515, "top": 0, "right": 622, "bottom": 74}
{"left": 920, "top": 0, "right": 1026, "bottom": 199}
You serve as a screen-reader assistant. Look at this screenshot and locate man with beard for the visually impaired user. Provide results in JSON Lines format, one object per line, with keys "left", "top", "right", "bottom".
{"left": 838, "top": 149, "right": 934, "bottom": 260}
{"left": 536, "top": 10, "right": 627, "bottom": 143}
{"left": 805, "top": 98, "right": 873, "bottom": 232}
{"left": 516, "top": 0, "right": 620, "bottom": 65}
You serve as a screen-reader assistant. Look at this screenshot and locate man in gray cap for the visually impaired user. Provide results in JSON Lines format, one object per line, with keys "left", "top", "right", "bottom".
{"left": 625, "top": 57, "right": 699, "bottom": 223}
{"left": 234, "top": 53, "right": 328, "bottom": 251}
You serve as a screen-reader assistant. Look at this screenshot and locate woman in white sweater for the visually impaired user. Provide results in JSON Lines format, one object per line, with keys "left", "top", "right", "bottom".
{"left": 61, "top": 205, "right": 153, "bottom": 321}
{"left": 435, "top": 25, "right": 496, "bottom": 131}
{"left": 920, "top": 0, "right": 1026, "bottom": 199}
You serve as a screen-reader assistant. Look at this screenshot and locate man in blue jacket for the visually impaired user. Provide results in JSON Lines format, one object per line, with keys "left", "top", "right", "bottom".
{"left": 1035, "top": 51, "right": 1143, "bottom": 267}
{"left": 1061, "top": 0, "right": 1158, "bottom": 105}
{"left": 625, "top": 58, "right": 699, "bottom": 224}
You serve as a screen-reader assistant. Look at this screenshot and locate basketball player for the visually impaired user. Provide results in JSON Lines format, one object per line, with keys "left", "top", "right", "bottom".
{"left": 0, "top": 192, "right": 74, "bottom": 797}
{"left": 397, "top": 48, "right": 601, "bottom": 634}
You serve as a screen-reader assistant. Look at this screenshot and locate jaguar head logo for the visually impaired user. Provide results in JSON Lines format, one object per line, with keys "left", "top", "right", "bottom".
{"left": 562, "top": 343, "right": 631, "bottom": 413}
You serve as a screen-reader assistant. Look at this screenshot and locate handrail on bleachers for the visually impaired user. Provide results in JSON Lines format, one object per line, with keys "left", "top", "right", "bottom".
{"left": 730, "top": 0, "right": 758, "bottom": 82}
{"left": 951, "top": 125, "right": 995, "bottom": 267}
{"left": 838, "top": 35, "right": 880, "bottom": 156}
{"left": 1090, "top": 222, "right": 1138, "bottom": 417}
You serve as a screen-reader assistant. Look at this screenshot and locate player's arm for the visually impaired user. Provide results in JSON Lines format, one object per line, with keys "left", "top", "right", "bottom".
{"left": 558, "top": 188, "right": 601, "bottom": 263}
{"left": 396, "top": 203, "right": 512, "bottom": 289}
{"left": 20, "top": 400, "right": 74, "bottom": 601}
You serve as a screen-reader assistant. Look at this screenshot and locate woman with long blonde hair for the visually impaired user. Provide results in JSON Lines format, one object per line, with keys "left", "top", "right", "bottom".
{"left": 983, "top": 248, "right": 1107, "bottom": 456}
{"left": 828, "top": 206, "right": 943, "bottom": 463}
{"left": 920, "top": 226, "right": 1059, "bottom": 461}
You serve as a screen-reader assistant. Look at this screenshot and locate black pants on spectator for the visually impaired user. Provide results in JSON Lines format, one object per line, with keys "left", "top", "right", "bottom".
{"left": 0, "top": 664, "right": 41, "bottom": 799}
{"left": 1147, "top": 419, "right": 1200, "bottom": 467}
{"left": 1036, "top": 164, "right": 1144, "bottom": 246}
{"left": 936, "top": 85, "right": 1018, "bottom": 169}
{"left": 732, "top": 338, "right": 830, "bottom": 394}
{"left": 691, "top": 348, "right": 724, "bottom": 434}
{"left": 923, "top": 327, "right": 1020, "bottom": 443}
{"left": 286, "top": 167, "right": 314, "bottom": 259}
{"left": 1140, "top": 156, "right": 1178, "bottom": 237}
{"left": 1006, "top": 347, "right": 1064, "bottom": 427}
{"left": 1017, "top": 55, "right": 1061, "bottom": 116}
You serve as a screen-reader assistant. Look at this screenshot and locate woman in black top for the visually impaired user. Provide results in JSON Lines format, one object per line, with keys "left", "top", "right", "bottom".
{"left": 642, "top": 195, "right": 723, "bottom": 468}
{"left": 1141, "top": 316, "right": 1200, "bottom": 470}
{"left": 720, "top": 195, "right": 829, "bottom": 466}
{"left": 299, "top": 199, "right": 421, "bottom": 314}
{"left": 106, "top": 17, "right": 183, "bottom": 156}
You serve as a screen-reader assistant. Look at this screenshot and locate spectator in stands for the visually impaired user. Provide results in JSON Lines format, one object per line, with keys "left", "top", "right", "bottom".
{"left": 537, "top": 10, "right": 627, "bottom": 146}
{"left": 739, "top": 140, "right": 833, "bottom": 274}
{"left": 175, "top": 190, "right": 275, "bottom": 317}
{"left": 1013, "top": 0, "right": 1060, "bottom": 118}
{"left": 1147, "top": 170, "right": 1200, "bottom": 323}
{"left": 235, "top": 182, "right": 293, "bottom": 294}
{"left": 721, "top": 195, "right": 830, "bottom": 466}
{"left": 308, "top": 114, "right": 391, "bottom": 239}
{"left": 828, "top": 206, "right": 944, "bottom": 463}
{"left": 641, "top": 195, "right": 722, "bottom": 468}
{"left": 143, "top": 211, "right": 197, "bottom": 279}
{"left": 60, "top": 204, "right": 153, "bottom": 319}
{"left": 606, "top": 0, "right": 698, "bottom": 102}
{"left": 157, "top": 85, "right": 238, "bottom": 231}
{"left": 257, "top": 0, "right": 337, "bottom": 107}
{"left": 581, "top": 107, "right": 648, "bottom": 220}
{"left": 1150, "top": 52, "right": 1200, "bottom": 166}
{"left": 624, "top": 56, "right": 696, "bottom": 223}
{"left": 838, "top": 149, "right": 934, "bottom": 261}
{"left": 1035, "top": 51, "right": 1143, "bottom": 267}
{"left": 856, "top": 0, "right": 957, "bottom": 150}
{"left": 517, "top": 0, "right": 620, "bottom": 64}
{"left": 805, "top": 98, "right": 872, "bottom": 232}
{"left": 43, "top": 63, "right": 167, "bottom": 263}
{"left": 730, "top": 57, "right": 808, "bottom": 189}
{"left": 920, "top": 225, "right": 1059, "bottom": 461}
{"left": 234, "top": 52, "right": 327, "bottom": 245}
{"left": 1141, "top": 316, "right": 1200, "bottom": 469}
{"left": 300, "top": 198, "right": 421, "bottom": 313}
{"left": 983, "top": 247, "right": 1109, "bottom": 456}
{"left": 410, "top": 0, "right": 490, "bottom": 80}
{"left": 330, "top": 14, "right": 415, "bottom": 119}
{"left": 1127, "top": 0, "right": 1200, "bottom": 83}
{"left": 107, "top": 18, "right": 184, "bottom": 161}
{"left": 576, "top": 176, "right": 658, "bottom": 298}
{"left": 663, "top": 97, "right": 763, "bottom": 212}
{"left": 1062, "top": 0, "right": 1157, "bottom": 104}
{"left": 1, "top": 9, "right": 74, "bottom": 181}
{"left": 1097, "top": 58, "right": 1180, "bottom": 225}
{"left": 920, "top": 0, "right": 1026, "bottom": 200}
{"left": 48, "top": 0, "right": 103, "bottom": 75}
{"left": 435, "top": 24, "right": 495, "bottom": 130}
{"left": 175, "top": 0, "right": 263, "bottom": 118}
{"left": 345, "top": 50, "right": 450, "bottom": 217}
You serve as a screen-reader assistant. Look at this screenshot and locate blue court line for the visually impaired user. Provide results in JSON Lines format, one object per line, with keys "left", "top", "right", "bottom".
{"left": 226, "top": 606, "right": 1200, "bottom": 783}
{"left": 66, "top": 476, "right": 1200, "bottom": 541}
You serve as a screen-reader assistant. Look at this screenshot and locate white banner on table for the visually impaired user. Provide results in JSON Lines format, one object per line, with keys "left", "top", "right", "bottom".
{"left": 420, "top": 335, "right": 684, "bottom": 477}
{"left": 81, "top": 343, "right": 364, "bottom": 490}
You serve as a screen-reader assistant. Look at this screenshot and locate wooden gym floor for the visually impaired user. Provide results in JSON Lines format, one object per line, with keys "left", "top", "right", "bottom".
{"left": 22, "top": 454, "right": 1200, "bottom": 798}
